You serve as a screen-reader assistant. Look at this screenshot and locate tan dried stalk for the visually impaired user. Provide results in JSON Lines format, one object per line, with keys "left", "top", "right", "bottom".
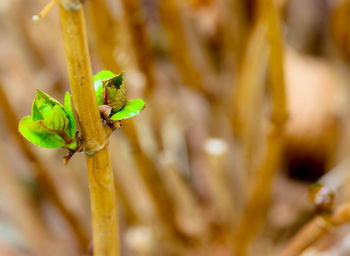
{"left": 121, "top": 0, "right": 156, "bottom": 94}
{"left": 122, "top": 121, "right": 179, "bottom": 236}
{"left": 159, "top": 0, "right": 204, "bottom": 92}
{"left": 88, "top": 0, "right": 177, "bottom": 238}
{"left": 88, "top": 0, "right": 122, "bottom": 73}
{"left": 234, "top": 0, "right": 288, "bottom": 254}
{"left": 58, "top": 1, "right": 119, "bottom": 255}
{"left": 221, "top": 0, "right": 248, "bottom": 75}
{"left": 230, "top": 22, "right": 269, "bottom": 174}
{"left": 277, "top": 203, "right": 350, "bottom": 256}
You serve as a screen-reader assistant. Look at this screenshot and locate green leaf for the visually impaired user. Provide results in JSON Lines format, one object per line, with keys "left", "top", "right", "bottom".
{"left": 104, "top": 74, "right": 126, "bottom": 112}
{"left": 94, "top": 70, "right": 116, "bottom": 81}
{"left": 109, "top": 99, "right": 145, "bottom": 121}
{"left": 19, "top": 116, "right": 67, "bottom": 148}
{"left": 64, "top": 92, "right": 76, "bottom": 139}
{"left": 42, "top": 105, "right": 70, "bottom": 136}
{"left": 66, "top": 141, "right": 79, "bottom": 151}
{"left": 32, "top": 90, "right": 63, "bottom": 120}
{"left": 106, "top": 73, "right": 123, "bottom": 90}
{"left": 93, "top": 70, "right": 116, "bottom": 106}
{"left": 36, "top": 89, "right": 61, "bottom": 106}
{"left": 32, "top": 101, "right": 43, "bottom": 121}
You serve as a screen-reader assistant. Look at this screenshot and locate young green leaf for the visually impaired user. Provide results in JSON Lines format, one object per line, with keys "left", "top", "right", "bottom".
{"left": 103, "top": 74, "right": 126, "bottom": 112}
{"left": 94, "top": 70, "right": 116, "bottom": 81}
{"left": 64, "top": 92, "right": 77, "bottom": 138}
{"left": 19, "top": 116, "right": 67, "bottom": 148}
{"left": 94, "top": 70, "right": 116, "bottom": 106}
{"left": 109, "top": 99, "right": 145, "bottom": 121}
{"left": 19, "top": 90, "right": 78, "bottom": 150}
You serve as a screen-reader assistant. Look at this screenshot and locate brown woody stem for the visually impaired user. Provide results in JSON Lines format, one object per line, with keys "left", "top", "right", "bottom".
{"left": 58, "top": 2, "right": 119, "bottom": 256}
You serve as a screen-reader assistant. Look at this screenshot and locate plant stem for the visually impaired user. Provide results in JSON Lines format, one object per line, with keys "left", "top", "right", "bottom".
{"left": 121, "top": 0, "right": 156, "bottom": 95}
{"left": 88, "top": 0, "right": 122, "bottom": 74}
{"left": 230, "top": 22, "right": 269, "bottom": 174}
{"left": 0, "top": 82, "right": 88, "bottom": 250}
{"left": 58, "top": 2, "right": 119, "bottom": 256}
{"left": 234, "top": 0, "right": 287, "bottom": 254}
{"left": 221, "top": 0, "right": 248, "bottom": 74}
{"left": 122, "top": 120, "right": 179, "bottom": 235}
{"left": 159, "top": 0, "right": 204, "bottom": 92}
{"left": 277, "top": 202, "right": 350, "bottom": 256}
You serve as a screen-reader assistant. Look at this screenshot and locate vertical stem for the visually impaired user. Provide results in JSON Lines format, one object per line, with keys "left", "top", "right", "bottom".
{"left": 88, "top": 0, "right": 122, "bottom": 73}
{"left": 122, "top": 121, "right": 179, "bottom": 236}
{"left": 221, "top": 0, "right": 248, "bottom": 73}
{"left": 262, "top": 0, "right": 287, "bottom": 126}
{"left": 234, "top": 0, "right": 287, "bottom": 255}
{"left": 159, "top": 0, "right": 204, "bottom": 92}
{"left": 121, "top": 0, "right": 156, "bottom": 95}
{"left": 58, "top": 2, "right": 119, "bottom": 256}
{"left": 230, "top": 22, "right": 269, "bottom": 172}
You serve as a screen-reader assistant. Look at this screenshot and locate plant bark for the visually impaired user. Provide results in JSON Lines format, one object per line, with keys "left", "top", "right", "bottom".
{"left": 58, "top": 2, "right": 119, "bottom": 256}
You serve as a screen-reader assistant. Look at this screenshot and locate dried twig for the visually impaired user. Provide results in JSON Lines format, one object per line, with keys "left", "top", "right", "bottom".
{"left": 58, "top": 1, "right": 119, "bottom": 255}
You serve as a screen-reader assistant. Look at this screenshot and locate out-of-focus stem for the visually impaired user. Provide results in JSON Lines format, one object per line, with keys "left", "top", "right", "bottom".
{"left": 88, "top": 0, "right": 122, "bottom": 73}
{"left": 0, "top": 82, "right": 88, "bottom": 250}
{"left": 122, "top": 120, "right": 179, "bottom": 236}
{"left": 234, "top": 0, "right": 287, "bottom": 254}
{"left": 159, "top": 153, "right": 207, "bottom": 237}
{"left": 221, "top": 0, "right": 248, "bottom": 71}
{"left": 121, "top": 0, "right": 156, "bottom": 95}
{"left": 234, "top": 125, "right": 284, "bottom": 256}
{"left": 230, "top": 22, "right": 269, "bottom": 172}
{"left": 32, "top": 0, "right": 57, "bottom": 23}
{"left": 277, "top": 203, "right": 350, "bottom": 256}
{"left": 159, "top": 0, "right": 204, "bottom": 92}
{"left": 58, "top": 2, "right": 119, "bottom": 256}
{"left": 204, "top": 138, "right": 235, "bottom": 223}
{"left": 262, "top": 0, "right": 287, "bottom": 125}
{"left": 0, "top": 157, "right": 63, "bottom": 256}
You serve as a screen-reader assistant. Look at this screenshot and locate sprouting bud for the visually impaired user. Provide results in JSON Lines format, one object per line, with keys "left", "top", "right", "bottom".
{"left": 309, "top": 183, "right": 335, "bottom": 213}
{"left": 19, "top": 90, "right": 78, "bottom": 151}
{"left": 102, "top": 74, "right": 127, "bottom": 112}
{"left": 94, "top": 70, "right": 145, "bottom": 123}
{"left": 94, "top": 71, "right": 126, "bottom": 113}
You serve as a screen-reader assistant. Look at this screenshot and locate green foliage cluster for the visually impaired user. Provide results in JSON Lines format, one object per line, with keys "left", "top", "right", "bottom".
{"left": 18, "top": 70, "right": 145, "bottom": 155}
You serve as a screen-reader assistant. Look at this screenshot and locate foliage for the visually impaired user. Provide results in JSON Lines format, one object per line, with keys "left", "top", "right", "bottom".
{"left": 93, "top": 70, "right": 145, "bottom": 121}
{"left": 19, "top": 90, "right": 78, "bottom": 150}
{"left": 18, "top": 71, "right": 145, "bottom": 161}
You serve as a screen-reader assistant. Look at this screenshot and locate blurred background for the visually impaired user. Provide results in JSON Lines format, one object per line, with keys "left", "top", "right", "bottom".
{"left": 1, "top": 0, "right": 350, "bottom": 255}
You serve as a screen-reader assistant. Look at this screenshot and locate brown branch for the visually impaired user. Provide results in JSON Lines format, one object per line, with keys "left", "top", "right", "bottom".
{"left": 277, "top": 203, "right": 350, "bottom": 256}
{"left": 122, "top": 120, "right": 180, "bottom": 237}
{"left": 88, "top": 0, "right": 122, "bottom": 74}
{"left": 58, "top": 2, "right": 119, "bottom": 255}
{"left": 159, "top": 0, "right": 205, "bottom": 92}
{"left": 121, "top": 0, "right": 156, "bottom": 95}
{"left": 233, "top": 0, "right": 287, "bottom": 254}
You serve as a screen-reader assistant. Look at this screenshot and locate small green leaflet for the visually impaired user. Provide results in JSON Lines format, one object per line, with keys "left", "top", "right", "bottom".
{"left": 18, "top": 90, "right": 78, "bottom": 149}
{"left": 64, "top": 92, "right": 77, "bottom": 139}
{"left": 109, "top": 99, "right": 145, "bottom": 121}
{"left": 19, "top": 116, "right": 67, "bottom": 148}
{"left": 93, "top": 70, "right": 145, "bottom": 121}
{"left": 94, "top": 70, "right": 116, "bottom": 106}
